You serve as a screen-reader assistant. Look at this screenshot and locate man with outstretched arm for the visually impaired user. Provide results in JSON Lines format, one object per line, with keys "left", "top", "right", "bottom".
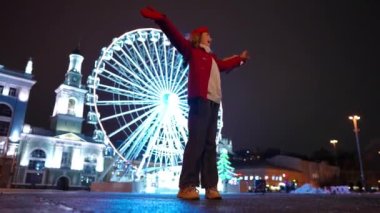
{"left": 141, "top": 6, "right": 249, "bottom": 200}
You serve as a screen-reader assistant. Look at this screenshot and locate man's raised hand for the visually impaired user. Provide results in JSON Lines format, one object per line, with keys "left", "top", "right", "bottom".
{"left": 140, "top": 6, "right": 165, "bottom": 21}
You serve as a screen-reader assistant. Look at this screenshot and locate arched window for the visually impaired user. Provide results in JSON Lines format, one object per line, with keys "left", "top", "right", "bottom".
{"left": 0, "top": 103, "right": 12, "bottom": 136}
{"left": 68, "top": 98, "right": 76, "bottom": 115}
{"left": 28, "top": 149, "right": 46, "bottom": 171}
{"left": 0, "top": 103, "right": 12, "bottom": 117}
{"left": 31, "top": 149, "right": 46, "bottom": 158}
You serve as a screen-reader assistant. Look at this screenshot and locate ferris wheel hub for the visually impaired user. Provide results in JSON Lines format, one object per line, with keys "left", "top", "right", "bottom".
{"left": 161, "top": 92, "right": 179, "bottom": 109}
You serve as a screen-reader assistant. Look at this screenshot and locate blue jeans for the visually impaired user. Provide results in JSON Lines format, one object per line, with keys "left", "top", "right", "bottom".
{"left": 179, "top": 98, "right": 220, "bottom": 188}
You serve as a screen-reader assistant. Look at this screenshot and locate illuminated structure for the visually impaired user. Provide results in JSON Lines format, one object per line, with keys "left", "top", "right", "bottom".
{"left": 0, "top": 61, "right": 36, "bottom": 187}
{"left": 235, "top": 155, "right": 339, "bottom": 192}
{"left": 86, "top": 28, "right": 224, "bottom": 192}
{"left": 349, "top": 115, "right": 365, "bottom": 189}
{"left": 10, "top": 50, "right": 106, "bottom": 189}
{"left": 0, "top": 60, "right": 36, "bottom": 156}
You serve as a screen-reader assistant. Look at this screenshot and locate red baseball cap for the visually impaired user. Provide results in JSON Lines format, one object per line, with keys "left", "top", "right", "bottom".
{"left": 190, "top": 26, "right": 209, "bottom": 38}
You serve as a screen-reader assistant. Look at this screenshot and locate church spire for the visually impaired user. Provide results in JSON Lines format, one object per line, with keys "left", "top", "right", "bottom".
{"left": 25, "top": 57, "right": 33, "bottom": 74}
{"left": 50, "top": 49, "right": 87, "bottom": 134}
{"left": 64, "top": 47, "right": 84, "bottom": 88}
{"left": 67, "top": 47, "right": 84, "bottom": 74}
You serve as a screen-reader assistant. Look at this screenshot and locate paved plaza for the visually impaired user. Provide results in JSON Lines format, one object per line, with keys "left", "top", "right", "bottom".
{"left": 0, "top": 189, "right": 379, "bottom": 212}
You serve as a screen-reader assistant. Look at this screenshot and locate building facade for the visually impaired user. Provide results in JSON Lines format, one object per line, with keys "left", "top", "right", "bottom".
{"left": 0, "top": 60, "right": 36, "bottom": 187}
{"left": 1, "top": 51, "right": 107, "bottom": 189}
{"left": 233, "top": 153, "right": 340, "bottom": 192}
{"left": 0, "top": 60, "right": 36, "bottom": 156}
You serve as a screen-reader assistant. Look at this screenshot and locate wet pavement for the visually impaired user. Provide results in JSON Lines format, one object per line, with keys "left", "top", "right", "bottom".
{"left": 0, "top": 189, "right": 379, "bottom": 212}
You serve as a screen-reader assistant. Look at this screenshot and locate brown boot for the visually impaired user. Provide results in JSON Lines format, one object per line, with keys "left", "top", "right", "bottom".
{"left": 206, "top": 187, "right": 222, "bottom": 200}
{"left": 177, "top": 186, "right": 200, "bottom": 200}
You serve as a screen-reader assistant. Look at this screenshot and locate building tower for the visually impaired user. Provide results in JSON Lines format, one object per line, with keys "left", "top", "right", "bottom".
{"left": 50, "top": 49, "right": 87, "bottom": 134}
{"left": 0, "top": 60, "right": 36, "bottom": 156}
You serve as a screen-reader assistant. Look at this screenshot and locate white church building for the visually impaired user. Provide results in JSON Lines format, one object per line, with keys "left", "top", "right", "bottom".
{"left": 0, "top": 50, "right": 108, "bottom": 189}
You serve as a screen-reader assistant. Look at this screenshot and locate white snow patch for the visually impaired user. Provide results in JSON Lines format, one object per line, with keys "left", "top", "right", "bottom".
{"left": 291, "top": 184, "right": 351, "bottom": 194}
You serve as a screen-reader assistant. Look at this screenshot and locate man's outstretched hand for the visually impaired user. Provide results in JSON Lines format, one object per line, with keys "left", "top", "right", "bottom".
{"left": 140, "top": 6, "right": 164, "bottom": 21}
{"left": 240, "top": 50, "right": 250, "bottom": 61}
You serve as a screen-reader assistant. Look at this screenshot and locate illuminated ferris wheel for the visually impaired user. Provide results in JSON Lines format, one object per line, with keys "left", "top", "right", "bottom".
{"left": 86, "top": 28, "right": 223, "bottom": 176}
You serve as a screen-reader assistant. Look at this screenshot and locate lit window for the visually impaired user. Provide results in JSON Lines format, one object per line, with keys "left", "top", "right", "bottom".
{"left": 83, "top": 164, "right": 96, "bottom": 174}
{"left": 28, "top": 160, "right": 45, "bottom": 171}
{"left": 104, "top": 146, "right": 113, "bottom": 156}
{"left": 28, "top": 149, "right": 46, "bottom": 171}
{"left": 84, "top": 156, "right": 97, "bottom": 163}
{"left": 8, "top": 88, "right": 17, "bottom": 97}
{"left": 31, "top": 149, "right": 46, "bottom": 158}
{"left": 83, "top": 155, "right": 98, "bottom": 175}
{"left": 61, "top": 152, "right": 71, "bottom": 169}
{"left": 68, "top": 98, "right": 76, "bottom": 115}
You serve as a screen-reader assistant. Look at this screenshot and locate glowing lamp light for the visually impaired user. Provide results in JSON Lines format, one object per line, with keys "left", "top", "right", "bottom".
{"left": 330, "top": 139, "right": 338, "bottom": 145}
{"left": 349, "top": 115, "right": 360, "bottom": 120}
{"left": 23, "top": 124, "right": 32, "bottom": 134}
{"left": 18, "top": 89, "right": 30, "bottom": 102}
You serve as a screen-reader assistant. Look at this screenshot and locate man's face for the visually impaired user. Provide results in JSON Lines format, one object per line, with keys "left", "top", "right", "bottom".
{"left": 200, "top": 32, "right": 212, "bottom": 47}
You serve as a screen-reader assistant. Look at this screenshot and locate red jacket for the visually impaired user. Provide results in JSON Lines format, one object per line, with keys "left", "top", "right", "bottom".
{"left": 156, "top": 17, "right": 246, "bottom": 100}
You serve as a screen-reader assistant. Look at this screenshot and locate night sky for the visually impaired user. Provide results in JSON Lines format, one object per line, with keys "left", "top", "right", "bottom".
{"left": 1, "top": 0, "right": 379, "bottom": 155}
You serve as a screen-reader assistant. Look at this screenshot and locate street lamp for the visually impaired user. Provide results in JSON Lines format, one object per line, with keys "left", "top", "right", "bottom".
{"left": 330, "top": 139, "right": 338, "bottom": 165}
{"left": 349, "top": 115, "right": 365, "bottom": 190}
{"left": 330, "top": 139, "right": 338, "bottom": 149}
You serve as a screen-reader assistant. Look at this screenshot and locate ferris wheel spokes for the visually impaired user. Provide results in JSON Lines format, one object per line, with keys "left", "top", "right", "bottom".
{"left": 87, "top": 29, "right": 223, "bottom": 180}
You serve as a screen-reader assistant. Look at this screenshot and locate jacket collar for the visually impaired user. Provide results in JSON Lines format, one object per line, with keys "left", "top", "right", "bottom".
{"left": 199, "top": 43, "right": 212, "bottom": 53}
